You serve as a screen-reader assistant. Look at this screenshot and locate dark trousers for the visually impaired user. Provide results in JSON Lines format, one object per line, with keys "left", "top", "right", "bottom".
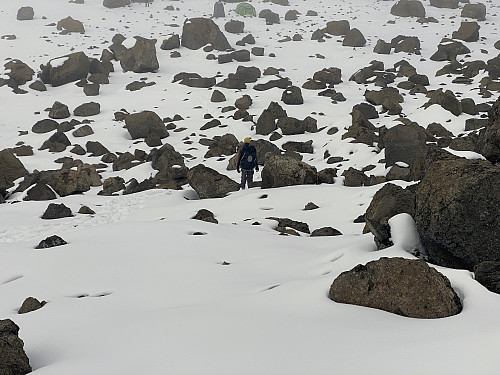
{"left": 240, "top": 169, "right": 254, "bottom": 189}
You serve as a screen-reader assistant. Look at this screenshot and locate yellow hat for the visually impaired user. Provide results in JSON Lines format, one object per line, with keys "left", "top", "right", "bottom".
{"left": 244, "top": 137, "right": 251, "bottom": 143}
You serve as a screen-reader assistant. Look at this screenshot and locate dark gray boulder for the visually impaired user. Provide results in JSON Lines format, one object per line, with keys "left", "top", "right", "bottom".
{"left": 39, "top": 132, "right": 71, "bottom": 153}
{"left": 475, "top": 261, "right": 500, "bottom": 294}
{"left": 100, "top": 177, "right": 125, "bottom": 195}
{"left": 329, "top": 257, "right": 462, "bottom": 318}
{"left": 35, "top": 235, "right": 68, "bottom": 249}
{"left": 461, "top": 3, "right": 486, "bottom": 21}
{"left": 0, "top": 149, "right": 28, "bottom": 193}
{"left": 73, "top": 102, "right": 100, "bottom": 117}
{"left": 390, "top": 0, "right": 426, "bottom": 17}
{"left": 187, "top": 164, "right": 239, "bottom": 199}
{"left": 225, "top": 20, "right": 244, "bottom": 34}
{"left": 277, "top": 117, "right": 305, "bottom": 135}
{"left": 415, "top": 159, "right": 500, "bottom": 270}
{"left": 479, "top": 96, "right": 500, "bottom": 163}
{"left": 3, "top": 60, "right": 34, "bottom": 86}
{"left": 430, "top": 39, "right": 470, "bottom": 61}
{"left": 365, "top": 183, "right": 416, "bottom": 249}
{"left": 311, "top": 227, "right": 342, "bottom": 237}
{"left": 181, "top": 18, "right": 231, "bottom": 51}
{"left": 0, "top": 319, "right": 32, "bottom": 375}
{"left": 261, "top": 155, "right": 317, "bottom": 188}
{"left": 430, "top": 0, "right": 459, "bottom": 8}
{"left": 125, "top": 111, "right": 169, "bottom": 139}
{"left": 41, "top": 203, "right": 73, "bottom": 219}
{"left": 342, "top": 28, "right": 366, "bottom": 47}
{"left": 17, "top": 7, "right": 34, "bottom": 20}
{"left": 151, "top": 144, "right": 189, "bottom": 189}
{"left": 423, "top": 89, "right": 462, "bottom": 116}
{"left": 384, "top": 123, "right": 427, "bottom": 168}
{"left": 32, "top": 119, "right": 59, "bottom": 134}
{"left": 160, "top": 34, "right": 180, "bottom": 50}
{"left": 24, "top": 183, "right": 56, "bottom": 201}
{"left": 282, "top": 140, "right": 313, "bottom": 154}
{"left": 281, "top": 86, "right": 304, "bottom": 105}
{"left": 256, "top": 102, "right": 287, "bottom": 135}
{"left": 120, "top": 37, "right": 159, "bottom": 73}
{"left": 36, "top": 167, "right": 95, "bottom": 196}
{"left": 452, "top": 21, "right": 480, "bottom": 42}
{"left": 325, "top": 20, "right": 350, "bottom": 36}
{"left": 192, "top": 209, "right": 218, "bottom": 224}
{"left": 42, "top": 51, "right": 91, "bottom": 87}
{"left": 49, "top": 101, "right": 70, "bottom": 119}
{"left": 103, "top": 0, "right": 131, "bottom": 8}
{"left": 18, "top": 297, "right": 45, "bottom": 314}
{"left": 365, "top": 87, "right": 404, "bottom": 115}
{"left": 57, "top": 16, "right": 85, "bottom": 34}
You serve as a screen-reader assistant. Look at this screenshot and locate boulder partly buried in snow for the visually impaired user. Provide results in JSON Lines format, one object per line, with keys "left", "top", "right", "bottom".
{"left": 329, "top": 257, "right": 462, "bottom": 318}
{"left": 181, "top": 18, "right": 231, "bottom": 51}
{"left": 187, "top": 164, "right": 239, "bottom": 199}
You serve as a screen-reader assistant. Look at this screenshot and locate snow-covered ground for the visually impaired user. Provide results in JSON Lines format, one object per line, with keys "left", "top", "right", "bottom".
{"left": 1, "top": 0, "right": 500, "bottom": 373}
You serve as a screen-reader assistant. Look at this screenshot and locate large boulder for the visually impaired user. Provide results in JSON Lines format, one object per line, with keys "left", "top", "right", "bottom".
{"left": 342, "top": 28, "right": 366, "bottom": 47}
{"left": 452, "top": 21, "right": 480, "bottom": 42}
{"left": 383, "top": 123, "right": 427, "bottom": 168}
{"left": 365, "top": 87, "right": 404, "bottom": 115}
{"left": 474, "top": 261, "right": 500, "bottom": 294}
{"left": 324, "top": 20, "right": 350, "bottom": 36}
{"left": 391, "top": 0, "right": 426, "bottom": 17}
{"left": 478, "top": 97, "right": 500, "bottom": 163}
{"left": 261, "top": 155, "right": 317, "bottom": 188}
{"left": 423, "top": 89, "right": 462, "bottom": 116}
{"left": 281, "top": 86, "right": 304, "bottom": 105}
{"left": 277, "top": 117, "right": 306, "bottom": 135}
{"left": 365, "top": 183, "right": 416, "bottom": 249}
{"left": 430, "top": 39, "right": 470, "bottom": 61}
{"left": 120, "top": 37, "right": 159, "bottom": 73}
{"left": 18, "top": 297, "right": 45, "bottom": 314}
{"left": 73, "top": 102, "right": 100, "bottom": 117}
{"left": 35, "top": 167, "right": 95, "bottom": 196}
{"left": 24, "top": 183, "right": 57, "bottom": 201}
{"left": 4, "top": 60, "right": 34, "bottom": 86}
{"left": 329, "top": 257, "right": 462, "bottom": 319}
{"left": 125, "top": 111, "right": 169, "bottom": 139}
{"left": 430, "top": 0, "right": 459, "bottom": 8}
{"left": 256, "top": 102, "right": 287, "bottom": 135}
{"left": 0, "top": 149, "right": 28, "bottom": 194}
{"left": 181, "top": 18, "right": 231, "bottom": 51}
{"left": 187, "top": 164, "right": 239, "bottom": 199}
{"left": 16, "top": 7, "right": 34, "bottom": 20}
{"left": 0, "top": 319, "right": 32, "bottom": 375}
{"left": 103, "top": 0, "right": 131, "bottom": 8}
{"left": 410, "top": 144, "right": 460, "bottom": 181}
{"left": 57, "top": 16, "right": 85, "bottom": 33}
{"left": 49, "top": 101, "right": 70, "bottom": 119}
{"left": 461, "top": 3, "right": 486, "bottom": 21}
{"left": 41, "top": 51, "right": 91, "bottom": 87}
{"left": 415, "top": 159, "right": 500, "bottom": 270}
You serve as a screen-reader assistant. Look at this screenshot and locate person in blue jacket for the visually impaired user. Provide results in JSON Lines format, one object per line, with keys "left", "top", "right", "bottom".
{"left": 237, "top": 137, "right": 259, "bottom": 189}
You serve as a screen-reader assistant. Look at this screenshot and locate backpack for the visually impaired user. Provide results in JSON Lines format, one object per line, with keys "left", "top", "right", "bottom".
{"left": 239, "top": 144, "right": 257, "bottom": 170}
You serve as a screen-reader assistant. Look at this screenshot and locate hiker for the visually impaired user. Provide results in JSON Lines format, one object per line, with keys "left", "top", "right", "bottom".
{"left": 237, "top": 137, "right": 259, "bottom": 190}
{"left": 145, "top": 0, "right": 151, "bottom": 6}
{"left": 213, "top": 0, "right": 225, "bottom": 18}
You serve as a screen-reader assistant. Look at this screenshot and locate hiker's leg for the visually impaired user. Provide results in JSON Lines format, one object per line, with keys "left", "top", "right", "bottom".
{"left": 240, "top": 170, "right": 247, "bottom": 190}
{"left": 247, "top": 170, "right": 254, "bottom": 188}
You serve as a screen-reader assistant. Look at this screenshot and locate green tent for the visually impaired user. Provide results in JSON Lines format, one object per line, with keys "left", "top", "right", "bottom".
{"left": 235, "top": 2, "right": 256, "bottom": 16}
